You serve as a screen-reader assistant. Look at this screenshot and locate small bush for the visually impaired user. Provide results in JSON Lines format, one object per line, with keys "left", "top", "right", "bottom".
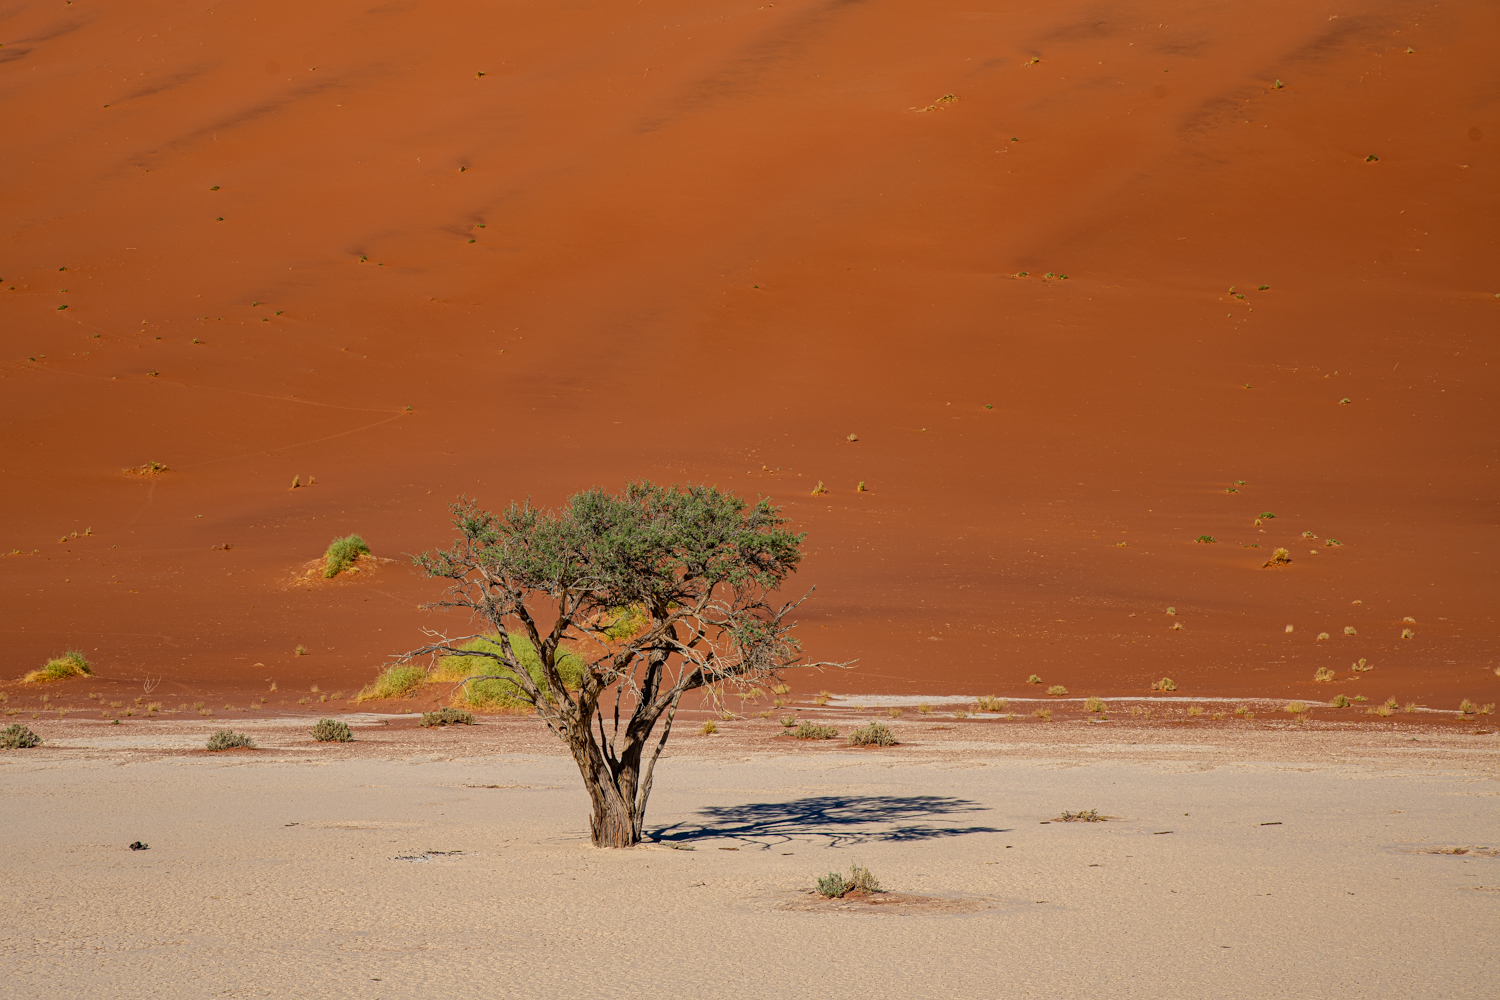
{"left": 817, "top": 872, "right": 849, "bottom": 898}
{"left": 1027, "top": 674, "right": 1042, "bottom": 684}
{"left": 976, "top": 696, "right": 1008, "bottom": 712}
{"left": 952, "top": 709, "right": 969, "bottom": 719}
{"left": 1401, "top": 628, "right": 1415, "bottom": 640}
{"left": 1058, "top": 809, "right": 1104, "bottom": 822}
{"left": 1403, "top": 702, "right": 1417, "bottom": 714}
{"left": 356, "top": 664, "right": 427, "bottom": 701}
{"left": 779, "top": 715, "right": 798, "bottom": 728}
{"left": 23, "top": 649, "right": 92, "bottom": 683}
{"left": 771, "top": 683, "right": 791, "bottom": 696}
{"left": 1317, "top": 632, "right": 1332, "bottom": 642}
{"left": 600, "top": 604, "right": 647, "bottom": 640}
{"left": 1151, "top": 677, "right": 1177, "bottom": 692}
{"left": 1187, "top": 706, "right": 1205, "bottom": 717}
{"left": 700, "top": 720, "right": 718, "bottom": 735}
{"left": 817, "top": 864, "right": 880, "bottom": 898}
{"left": 1458, "top": 699, "right": 1477, "bottom": 717}
{"left": 1032, "top": 708, "right": 1053, "bottom": 721}
{"left": 917, "top": 703, "right": 933, "bottom": 714}
{"left": 1343, "top": 626, "right": 1357, "bottom": 636}
{"left": 1084, "top": 696, "right": 1106, "bottom": 713}
{"left": 1285, "top": 701, "right": 1308, "bottom": 714}
{"left": 311, "top": 718, "right": 352, "bottom": 742}
{"left": 885, "top": 706, "right": 901, "bottom": 718}
{"left": 206, "top": 729, "right": 255, "bottom": 751}
{"left": 1369, "top": 704, "right": 1394, "bottom": 717}
{"left": 847, "top": 722, "right": 897, "bottom": 746}
{"left": 1047, "top": 685, "right": 1068, "bottom": 696}
{"left": 1, "top": 724, "right": 42, "bottom": 749}
{"left": 1314, "top": 667, "right": 1337, "bottom": 682}
{"left": 1329, "top": 694, "right": 1352, "bottom": 708}
{"left": 1351, "top": 658, "right": 1373, "bottom": 672}
{"left": 1263, "top": 547, "right": 1292, "bottom": 567}
{"left": 420, "top": 707, "right": 474, "bottom": 727}
{"left": 323, "top": 534, "right": 371, "bottom": 578}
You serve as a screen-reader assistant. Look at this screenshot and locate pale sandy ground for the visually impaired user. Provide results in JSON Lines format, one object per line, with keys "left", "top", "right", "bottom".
{"left": 4, "top": 716, "right": 1498, "bottom": 999}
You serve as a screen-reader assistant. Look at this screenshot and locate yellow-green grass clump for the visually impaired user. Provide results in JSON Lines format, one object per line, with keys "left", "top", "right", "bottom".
{"left": 355, "top": 664, "right": 428, "bottom": 702}
{"left": 323, "top": 534, "right": 371, "bottom": 578}
{"left": 428, "top": 633, "right": 587, "bottom": 709}
{"left": 24, "top": 650, "right": 92, "bottom": 683}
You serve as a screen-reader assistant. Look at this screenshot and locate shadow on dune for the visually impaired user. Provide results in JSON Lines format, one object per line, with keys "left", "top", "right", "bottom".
{"left": 651, "top": 794, "right": 1004, "bottom": 848}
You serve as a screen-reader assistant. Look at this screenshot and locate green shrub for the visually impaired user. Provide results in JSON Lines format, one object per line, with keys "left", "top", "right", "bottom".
{"left": 356, "top": 664, "right": 427, "bottom": 702}
{"left": 420, "top": 707, "right": 474, "bottom": 727}
{"left": 791, "top": 722, "right": 838, "bottom": 740}
{"left": 847, "top": 722, "right": 897, "bottom": 747}
{"left": 322, "top": 534, "right": 371, "bottom": 578}
{"left": 817, "top": 871, "right": 848, "bottom": 898}
{"left": 1, "top": 724, "right": 42, "bottom": 749}
{"left": 817, "top": 864, "right": 880, "bottom": 898}
{"left": 23, "top": 649, "right": 92, "bottom": 683}
{"left": 311, "top": 718, "right": 352, "bottom": 742}
{"left": 600, "top": 605, "right": 648, "bottom": 640}
{"left": 1329, "top": 694, "right": 1352, "bottom": 708}
{"left": 206, "top": 729, "right": 255, "bottom": 751}
{"left": 432, "top": 634, "right": 586, "bottom": 709}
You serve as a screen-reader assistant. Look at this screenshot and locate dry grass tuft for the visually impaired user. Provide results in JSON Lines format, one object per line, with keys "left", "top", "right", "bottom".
{"left": 792, "top": 721, "right": 838, "bottom": 740}
{"left": 206, "top": 729, "right": 254, "bottom": 751}
{"left": 1284, "top": 701, "right": 1308, "bottom": 714}
{"left": 1046, "top": 685, "right": 1068, "bottom": 696}
{"left": 885, "top": 706, "right": 901, "bottom": 718}
{"left": 1314, "top": 667, "right": 1337, "bottom": 683}
{"left": 1187, "top": 706, "right": 1205, "bottom": 717}
{"left": 322, "top": 534, "right": 371, "bottom": 578}
{"left": 917, "top": 703, "right": 933, "bottom": 714}
{"left": 1150, "top": 677, "right": 1177, "bottom": 692}
{"left": 700, "top": 720, "right": 718, "bottom": 735}
{"left": 356, "top": 664, "right": 427, "bottom": 702}
{"left": 1458, "top": 699, "right": 1478, "bottom": 717}
{"left": 1351, "top": 658, "right": 1373, "bottom": 672}
{"left": 420, "top": 707, "right": 474, "bottom": 728}
{"left": 1032, "top": 708, "right": 1053, "bottom": 721}
{"left": 976, "top": 696, "right": 1008, "bottom": 712}
{"left": 1057, "top": 809, "right": 1105, "bottom": 823}
{"left": 1084, "top": 695, "right": 1107, "bottom": 714}
{"left": 1263, "top": 547, "right": 1292, "bottom": 567}
{"left": 1329, "top": 694, "right": 1352, "bottom": 708}
{"left": 23, "top": 650, "right": 92, "bottom": 684}
{"left": 1027, "top": 674, "right": 1042, "bottom": 684}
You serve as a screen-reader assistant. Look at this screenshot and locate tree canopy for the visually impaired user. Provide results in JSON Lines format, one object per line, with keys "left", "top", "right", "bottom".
{"left": 404, "top": 480, "right": 840, "bottom": 846}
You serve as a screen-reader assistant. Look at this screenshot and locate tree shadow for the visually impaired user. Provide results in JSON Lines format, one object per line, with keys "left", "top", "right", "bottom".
{"left": 651, "top": 794, "right": 1004, "bottom": 849}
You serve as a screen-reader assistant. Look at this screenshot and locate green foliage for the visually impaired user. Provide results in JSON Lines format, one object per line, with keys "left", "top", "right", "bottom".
{"left": 323, "top": 534, "right": 371, "bottom": 578}
{"left": 356, "top": 664, "right": 427, "bottom": 702}
{"left": 206, "top": 729, "right": 255, "bottom": 751}
{"left": 817, "top": 872, "right": 848, "bottom": 898}
{"left": 791, "top": 721, "right": 838, "bottom": 740}
{"left": 601, "top": 605, "right": 648, "bottom": 640}
{"left": 420, "top": 707, "right": 474, "bottom": 727}
{"left": 1329, "top": 694, "right": 1352, "bottom": 708}
{"left": 1, "top": 724, "right": 42, "bottom": 749}
{"left": 434, "top": 634, "right": 586, "bottom": 709}
{"left": 311, "top": 718, "right": 352, "bottom": 742}
{"left": 24, "top": 649, "right": 92, "bottom": 683}
{"left": 1195, "top": 535, "right": 1216, "bottom": 544}
{"left": 846, "top": 722, "right": 897, "bottom": 747}
{"left": 817, "top": 864, "right": 880, "bottom": 898}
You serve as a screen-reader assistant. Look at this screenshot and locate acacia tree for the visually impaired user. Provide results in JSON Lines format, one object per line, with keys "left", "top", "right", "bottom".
{"left": 402, "top": 480, "right": 840, "bottom": 848}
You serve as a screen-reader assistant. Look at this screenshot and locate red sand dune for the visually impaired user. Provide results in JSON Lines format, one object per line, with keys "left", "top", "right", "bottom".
{"left": 2, "top": 0, "right": 1496, "bottom": 708}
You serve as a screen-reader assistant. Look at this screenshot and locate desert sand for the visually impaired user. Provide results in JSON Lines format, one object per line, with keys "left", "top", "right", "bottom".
{"left": 5, "top": 715, "right": 1499, "bottom": 998}
{"left": 2, "top": 0, "right": 1496, "bottom": 708}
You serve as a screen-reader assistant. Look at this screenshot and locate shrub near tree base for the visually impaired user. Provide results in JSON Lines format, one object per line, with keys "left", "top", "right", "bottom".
{"left": 400, "top": 482, "right": 847, "bottom": 847}
{"left": 420, "top": 708, "right": 474, "bottom": 727}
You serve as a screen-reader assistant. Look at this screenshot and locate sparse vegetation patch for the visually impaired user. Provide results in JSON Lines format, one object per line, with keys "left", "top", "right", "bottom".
{"left": 323, "top": 534, "right": 371, "bottom": 578}
{"left": 206, "top": 729, "right": 255, "bottom": 751}
{"left": 2, "top": 724, "right": 42, "bottom": 749}
{"left": 791, "top": 722, "right": 838, "bottom": 740}
{"left": 1057, "top": 809, "right": 1105, "bottom": 822}
{"left": 420, "top": 707, "right": 474, "bottom": 727}
{"left": 311, "top": 718, "right": 352, "bottom": 742}
{"left": 846, "top": 722, "right": 897, "bottom": 746}
{"left": 23, "top": 650, "right": 92, "bottom": 683}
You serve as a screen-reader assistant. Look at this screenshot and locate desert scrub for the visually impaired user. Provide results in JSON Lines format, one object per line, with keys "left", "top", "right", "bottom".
{"left": 420, "top": 707, "right": 474, "bottom": 727}
{"left": 1047, "top": 685, "right": 1068, "bottom": 696}
{"left": 311, "top": 718, "right": 352, "bottom": 742}
{"left": 700, "top": 720, "right": 718, "bottom": 735}
{"left": 1150, "top": 677, "right": 1177, "bottom": 692}
{"left": 917, "top": 703, "right": 933, "bottom": 714}
{"left": 356, "top": 664, "right": 428, "bottom": 702}
{"left": 322, "top": 534, "right": 370, "bottom": 578}
{"left": 1187, "top": 706, "right": 1205, "bottom": 717}
{"left": 1284, "top": 701, "right": 1308, "bottom": 714}
{"left": 1084, "top": 695, "right": 1107, "bottom": 714}
{"left": 1458, "top": 699, "right": 1478, "bottom": 717}
{"left": 792, "top": 722, "right": 838, "bottom": 740}
{"left": 600, "top": 604, "right": 648, "bottom": 640}
{"left": 1317, "top": 632, "right": 1332, "bottom": 642}
{"left": 1027, "top": 674, "right": 1042, "bottom": 684}
{"left": 1401, "top": 628, "right": 1415, "bottom": 640}
{"left": 1263, "top": 547, "right": 1292, "bottom": 567}
{"left": 23, "top": 649, "right": 92, "bottom": 683}
{"left": 886, "top": 706, "right": 901, "bottom": 718}
{"left": 1032, "top": 707, "right": 1053, "bottom": 721}
{"left": 976, "top": 696, "right": 1008, "bottom": 712}
{"left": 1329, "top": 694, "right": 1352, "bottom": 709}
{"left": 206, "top": 729, "right": 255, "bottom": 751}
{"left": 1, "top": 724, "right": 42, "bottom": 749}
{"left": 430, "top": 633, "right": 586, "bottom": 709}
{"left": 818, "top": 864, "right": 881, "bottom": 898}
{"left": 1057, "top": 809, "right": 1104, "bottom": 822}
{"left": 846, "top": 722, "right": 897, "bottom": 747}
{"left": 1313, "top": 667, "right": 1337, "bottom": 683}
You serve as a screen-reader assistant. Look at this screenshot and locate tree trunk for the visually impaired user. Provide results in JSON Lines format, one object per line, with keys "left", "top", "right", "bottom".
{"left": 572, "top": 735, "right": 642, "bottom": 847}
